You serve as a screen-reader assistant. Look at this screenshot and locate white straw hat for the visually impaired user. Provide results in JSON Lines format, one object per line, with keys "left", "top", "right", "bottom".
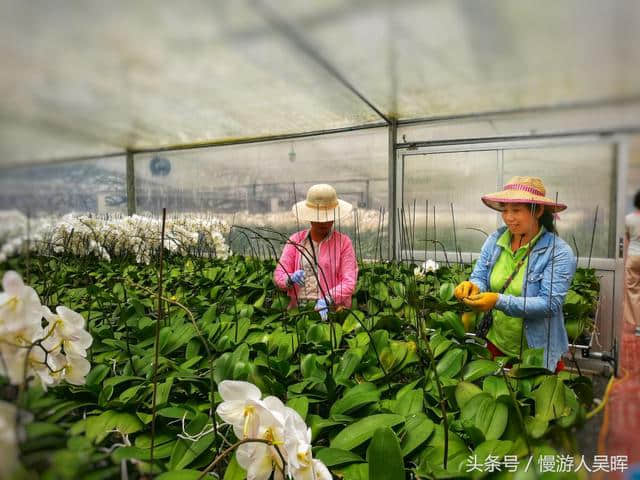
{"left": 292, "top": 184, "right": 353, "bottom": 222}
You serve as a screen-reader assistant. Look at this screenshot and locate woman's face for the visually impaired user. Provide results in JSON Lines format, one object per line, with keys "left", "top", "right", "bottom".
{"left": 501, "top": 203, "right": 542, "bottom": 236}
{"left": 310, "top": 221, "right": 334, "bottom": 237}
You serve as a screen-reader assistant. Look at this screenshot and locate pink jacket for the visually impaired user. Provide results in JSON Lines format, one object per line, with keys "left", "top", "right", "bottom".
{"left": 274, "top": 229, "right": 358, "bottom": 309}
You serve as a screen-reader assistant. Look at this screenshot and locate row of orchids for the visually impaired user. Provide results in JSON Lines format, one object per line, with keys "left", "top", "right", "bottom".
{"left": 0, "top": 270, "right": 329, "bottom": 479}
{"left": 0, "top": 270, "right": 94, "bottom": 477}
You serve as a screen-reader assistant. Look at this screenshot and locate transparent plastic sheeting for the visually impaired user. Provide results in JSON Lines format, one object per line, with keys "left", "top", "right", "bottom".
{"left": 0, "top": 129, "right": 390, "bottom": 257}
{"left": 287, "top": 0, "right": 640, "bottom": 121}
{"left": 502, "top": 144, "right": 615, "bottom": 259}
{"left": 133, "top": 127, "right": 388, "bottom": 212}
{"left": 402, "top": 143, "right": 616, "bottom": 259}
{"left": 0, "top": 157, "right": 128, "bottom": 217}
{"left": 1, "top": 0, "right": 639, "bottom": 166}
{"left": 402, "top": 150, "right": 499, "bottom": 259}
{"left": 133, "top": 128, "right": 390, "bottom": 257}
{"left": 0, "top": 0, "right": 380, "bottom": 166}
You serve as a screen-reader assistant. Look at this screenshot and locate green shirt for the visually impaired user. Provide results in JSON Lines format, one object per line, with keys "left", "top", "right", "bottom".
{"left": 486, "top": 227, "right": 545, "bottom": 358}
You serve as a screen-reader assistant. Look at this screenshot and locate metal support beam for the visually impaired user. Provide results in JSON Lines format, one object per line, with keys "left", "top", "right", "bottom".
{"left": 613, "top": 136, "right": 629, "bottom": 376}
{"left": 126, "top": 150, "right": 136, "bottom": 216}
{"left": 388, "top": 118, "right": 398, "bottom": 260}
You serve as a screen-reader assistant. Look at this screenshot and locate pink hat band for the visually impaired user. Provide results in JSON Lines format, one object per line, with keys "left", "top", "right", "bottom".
{"left": 503, "top": 183, "right": 545, "bottom": 197}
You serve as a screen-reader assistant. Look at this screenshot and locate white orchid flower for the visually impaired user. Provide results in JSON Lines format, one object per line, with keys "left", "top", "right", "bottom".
{"left": 217, "top": 383, "right": 293, "bottom": 480}
{"left": 284, "top": 413, "right": 332, "bottom": 480}
{"left": 236, "top": 440, "right": 285, "bottom": 480}
{"left": 236, "top": 412, "right": 287, "bottom": 480}
{"left": 255, "top": 396, "right": 332, "bottom": 480}
{"left": 413, "top": 266, "right": 425, "bottom": 278}
{"left": 284, "top": 416, "right": 313, "bottom": 475}
{"left": 0, "top": 271, "right": 43, "bottom": 337}
{"left": 0, "top": 340, "right": 63, "bottom": 388}
{"left": 422, "top": 259, "right": 440, "bottom": 272}
{"left": 62, "top": 353, "right": 91, "bottom": 385}
{"left": 28, "top": 346, "right": 65, "bottom": 390}
{"left": 215, "top": 380, "right": 333, "bottom": 480}
{"left": 42, "top": 306, "right": 93, "bottom": 357}
{"left": 217, "top": 380, "right": 273, "bottom": 439}
{"left": 0, "top": 330, "right": 42, "bottom": 386}
{"left": 261, "top": 395, "right": 291, "bottom": 424}
{"left": 0, "top": 343, "right": 27, "bottom": 385}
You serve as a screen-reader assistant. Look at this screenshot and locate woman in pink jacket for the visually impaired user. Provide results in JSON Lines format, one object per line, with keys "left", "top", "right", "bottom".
{"left": 274, "top": 184, "right": 359, "bottom": 319}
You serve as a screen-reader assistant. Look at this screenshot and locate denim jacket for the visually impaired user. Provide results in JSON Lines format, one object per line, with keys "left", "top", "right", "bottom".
{"left": 469, "top": 226, "right": 577, "bottom": 371}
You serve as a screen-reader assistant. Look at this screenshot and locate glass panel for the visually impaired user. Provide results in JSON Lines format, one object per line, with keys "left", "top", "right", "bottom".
{"left": 402, "top": 150, "right": 499, "bottom": 258}
{"left": 134, "top": 128, "right": 389, "bottom": 258}
{"left": 502, "top": 143, "right": 615, "bottom": 259}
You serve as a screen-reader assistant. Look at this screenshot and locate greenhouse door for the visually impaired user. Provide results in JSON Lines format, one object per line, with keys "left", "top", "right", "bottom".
{"left": 396, "top": 136, "right": 629, "bottom": 358}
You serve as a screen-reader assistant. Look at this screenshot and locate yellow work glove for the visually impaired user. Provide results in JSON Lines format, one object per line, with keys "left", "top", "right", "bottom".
{"left": 463, "top": 292, "right": 499, "bottom": 312}
{"left": 454, "top": 281, "right": 480, "bottom": 300}
{"left": 461, "top": 311, "right": 477, "bottom": 333}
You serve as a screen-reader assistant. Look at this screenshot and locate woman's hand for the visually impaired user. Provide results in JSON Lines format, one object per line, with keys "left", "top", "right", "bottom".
{"left": 454, "top": 281, "right": 479, "bottom": 300}
{"left": 463, "top": 292, "right": 499, "bottom": 312}
{"left": 287, "top": 270, "right": 305, "bottom": 286}
{"left": 315, "top": 298, "right": 330, "bottom": 320}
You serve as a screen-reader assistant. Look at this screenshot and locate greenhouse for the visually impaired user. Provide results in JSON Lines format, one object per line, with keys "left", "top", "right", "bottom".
{"left": 1, "top": 1, "right": 640, "bottom": 479}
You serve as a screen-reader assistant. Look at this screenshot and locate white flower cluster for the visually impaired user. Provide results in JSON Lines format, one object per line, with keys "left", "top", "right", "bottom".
{"left": 217, "top": 380, "right": 331, "bottom": 480}
{"left": 0, "top": 212, "right": 231, "bottom": 264}
{"left": 414, "top": 259, "right": 440, "bottom": 278}
{"left": 0, "top": 271, "right": 93, "bottom": 389}
{"left": 0, "top": 211, "right": 58, "bottom": 263}
{"left": 0, "top": 210, "right": 29, "bottom": 246}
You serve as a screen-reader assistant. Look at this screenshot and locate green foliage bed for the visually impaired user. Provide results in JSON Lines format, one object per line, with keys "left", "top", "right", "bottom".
{"left": 0, "top": 254, "right": 600, "bottom": 480}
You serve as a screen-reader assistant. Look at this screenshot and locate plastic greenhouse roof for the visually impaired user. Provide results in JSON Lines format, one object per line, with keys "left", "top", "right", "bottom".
{"left": 1, "top": 0, "right": 639, "bottom": 167}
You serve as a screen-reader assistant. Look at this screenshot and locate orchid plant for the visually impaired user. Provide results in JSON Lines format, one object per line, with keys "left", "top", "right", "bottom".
{"left": 0, "top": 271, "right": 93, "bottom": 389}
{"left": 0, "top": 212, "right": 231, "bottom": 264}
{"left": 0, "top": 270, "right": 94, "bottom": 478}
{"left": 414, "top": 258, "right": 440, "bottom": 278}
{"left": 216, "top": 380, "right": 331, "bottom": 480}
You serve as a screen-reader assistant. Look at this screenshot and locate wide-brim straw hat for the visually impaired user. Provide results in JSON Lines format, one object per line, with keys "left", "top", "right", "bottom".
{"left": 292, "top": 184, "right": 353, "bottom": 222}
{"left": 481, "top": 176, "right": 567, "bottom": 213}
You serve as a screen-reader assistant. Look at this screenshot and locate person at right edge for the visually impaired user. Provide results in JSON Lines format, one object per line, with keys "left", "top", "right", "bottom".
{"left": 454, "top": 176, "right": 577, "bottom": 373}
{"left": 624, "top": 189, "right": 640, "bottom": 335}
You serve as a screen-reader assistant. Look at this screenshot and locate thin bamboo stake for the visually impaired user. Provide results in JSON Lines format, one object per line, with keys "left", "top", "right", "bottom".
{"left": 432, "top": 205, "right": 437, "bottom": 261}
{"left": 149, "top": 207, "right": 167, "bottom": 475}
{"left": 450, "top": 203, "right": 461, "bottom": 264}
{"left": 588, "top": 205, "right": 599, "bottom": 268}
{"left": 546, "top": 194, "right": 559, "bottom": 369}
{"left": 425, "top": 199, "right": 429, "bottom": 261}
{"left": 411, "top": 199, "right": 417, "bottom": 263}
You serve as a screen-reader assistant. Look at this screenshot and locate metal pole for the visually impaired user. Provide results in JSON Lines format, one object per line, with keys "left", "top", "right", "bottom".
{"left": 126, "top": 150, "right": 136, "bottom": 216}
{"left": 388, "top": 118, "right": 398, "bottom": 260}
{"left": 365, "top": 179, "right": 371, "bottom": 209}
{"left": 613, "top": 137, "right": 629, "bottom": 376}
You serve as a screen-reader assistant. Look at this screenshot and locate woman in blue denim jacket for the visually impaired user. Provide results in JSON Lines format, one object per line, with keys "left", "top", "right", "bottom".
{"left": 454, "top": 176, "right": 577, "bottom": 372}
